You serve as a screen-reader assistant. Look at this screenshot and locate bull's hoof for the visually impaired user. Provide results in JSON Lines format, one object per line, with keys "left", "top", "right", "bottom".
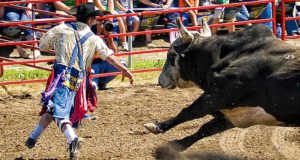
{"left": 144, "top": 123, "right": 164, "bottom": 134}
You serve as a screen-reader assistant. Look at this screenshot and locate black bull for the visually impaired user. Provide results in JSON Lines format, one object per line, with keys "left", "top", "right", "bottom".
{"left": 144, "top": 21, "right": 300, "bottom": 151}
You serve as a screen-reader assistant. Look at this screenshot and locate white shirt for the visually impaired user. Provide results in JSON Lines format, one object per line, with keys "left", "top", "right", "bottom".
{"left": 39, "top": 22, "right": 113, "bottom": 70}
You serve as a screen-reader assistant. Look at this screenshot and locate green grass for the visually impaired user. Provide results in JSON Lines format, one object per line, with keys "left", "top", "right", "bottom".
{"left": 130, "top": 59, "right": 165, "bottom": 70}
{"left": 0, "top": 59, "right": 165, "bottom": 82}
{"left": 0, "top": 68, "right": 50, "bottom": 82}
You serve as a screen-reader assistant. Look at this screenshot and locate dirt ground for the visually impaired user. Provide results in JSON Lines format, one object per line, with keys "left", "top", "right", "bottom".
{"left": 0, "top": 84, "right": 300, "bottom": 160}
{"left": 0, "top": 39, "right": 300, "bottom": 160}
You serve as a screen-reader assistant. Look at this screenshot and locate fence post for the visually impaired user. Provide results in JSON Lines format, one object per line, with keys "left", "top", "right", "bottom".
{"left": 272, "top": 0, "right": 277, "bottom": 36}
{"left": 281, "top": 0, "right": 286, "bottom": 40}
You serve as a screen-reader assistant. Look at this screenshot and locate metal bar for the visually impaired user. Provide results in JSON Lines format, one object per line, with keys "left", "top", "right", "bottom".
{"left": 272, "top": 0, "right": 277, "bottom": 35}
{"left": 96, "top": 0, "right": 273, "bottom": 20}
{"left": 281, "top": 0, "right": 287, "bottom": 40}
{"left": 0, "top": 40, "right": 39, "bottom": 47}
{"left": 0, "top": 57, "right": 51, "bottom": 71}
{"left": 92, "top": 68, "right": 162, "bottom": 78}
{"left": 285, "top": 17, "right": 300, "bottom": 21}
{"left": 0, "top": 58, "right": 53, "bottom": 66}
{"left": 0, "top": 79, "right": 48, "bottom": 86}
{"left": 0, "top": 0, "right": 61, "bottom": 5}
{"left": 6, "top": 4, "right": 73, "bottom": 18}
{"left": 105, "top": 18, "right": 273, "bottom": 38}
{"left": 0, "top": 68, "right": 162, "bottom": 86}
{"left": 0, "top": 18, "right": 75, "bottom": 27}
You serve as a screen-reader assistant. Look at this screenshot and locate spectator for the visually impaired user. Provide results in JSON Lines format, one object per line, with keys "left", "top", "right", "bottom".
{"left": 210, "top": 0, "right": 240, "bottom": 34}
{"left": 276, "top": 2, "right": 300, "bottom": 36}
{"left": 91, "top": 58, "right": 128, "bottom": 90}
{"left": 247, "top": 1, "right": 273, "bottom": 30}
{"left": 25, "top": 3, "right": 133, "bottom": 159}
{"left": 93, "top": 0, "right": 129, "bottom": 51}
{"left": 91, "top": 14, "right": 128, "bottom": 90}
{"left": 35, "top": 1, "right": 72, "bottom": 18}
{"left": 183, "top": 0, "right": 199, "bottom": 27}
{"left": 164, "top": 0, "right": 197, "bottom": 43}
{"left": 1, "top": 0, "right": 40, "bottom": 59}
{"left": 114, "top": 0, "right": 140, "bottom": 42}
{"left": 34, "top": 2, "right": 72, "bottom": 39}
{"left": 138, "top": 0, "right": 164, "bottom": 47}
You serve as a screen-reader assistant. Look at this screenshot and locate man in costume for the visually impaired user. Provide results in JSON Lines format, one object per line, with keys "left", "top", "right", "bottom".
{"left": 25, "top": 3, "right": 133, "bottom": 160}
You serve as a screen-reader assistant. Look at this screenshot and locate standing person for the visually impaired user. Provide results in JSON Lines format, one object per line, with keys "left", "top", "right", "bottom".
{"left": 25, "top": 3, "right": 133, "bottom": 159}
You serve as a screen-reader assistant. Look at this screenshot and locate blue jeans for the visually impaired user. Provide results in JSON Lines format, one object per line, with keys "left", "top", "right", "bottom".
{"left": 236, "top": 5, "right": 250, "bottom": 21}
{"left": 4, "top": 7, "right": 34, "bottom": 37}
{"left": 286, "top": 20, "right": 299, "bottom": 35}
{"left": 260, "top": 2, "right": 272, "bottom": 30}
{"left": 91, "top": 61, "right": 121, "bottom": 86}
{"left": 285, "top": 4, "right": 299, "bottom": 35}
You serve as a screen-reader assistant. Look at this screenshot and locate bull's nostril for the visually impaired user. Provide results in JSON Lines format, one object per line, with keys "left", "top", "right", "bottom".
{"left": 158, "top": 80, "right": 162, "bottom": 86}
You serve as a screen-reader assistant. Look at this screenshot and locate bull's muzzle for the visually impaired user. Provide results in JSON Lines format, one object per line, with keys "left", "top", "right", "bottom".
{"left": 158, "top": 72, "right": 176, "bottom": 89}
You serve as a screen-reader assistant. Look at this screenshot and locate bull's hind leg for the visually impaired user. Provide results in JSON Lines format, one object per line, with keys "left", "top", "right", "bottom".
{"left": 168, "top": 111, "right": 234, "bottom": 151}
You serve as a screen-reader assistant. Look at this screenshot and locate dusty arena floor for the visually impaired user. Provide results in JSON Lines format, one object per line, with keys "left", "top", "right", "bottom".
{"left": 0, "top": 39, "right": 300, "bottom": 160}
{"left": 0, "top": 84, "right": 300, "bottom": 160}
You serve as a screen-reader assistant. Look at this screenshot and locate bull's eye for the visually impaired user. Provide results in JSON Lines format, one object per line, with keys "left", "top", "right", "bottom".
{"left": 168, "top": 53, "right": 176, "bottom": 66}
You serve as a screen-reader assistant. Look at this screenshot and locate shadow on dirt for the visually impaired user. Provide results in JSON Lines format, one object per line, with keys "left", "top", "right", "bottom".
{"left": 155, "top": 144, "right": 240, "bottom": 160}
{"left": 15, "top": 157, "right": 58, "bottom": 160}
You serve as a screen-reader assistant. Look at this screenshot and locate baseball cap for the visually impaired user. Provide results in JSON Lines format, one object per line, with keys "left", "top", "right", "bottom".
{"left": 70, "top": 3, "right": 103, "bottom": 18}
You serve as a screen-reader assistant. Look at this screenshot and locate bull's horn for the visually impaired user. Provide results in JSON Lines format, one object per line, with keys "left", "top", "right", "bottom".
{"left": 200, "top": 18, "right": 212, "bottom": 37}
{"left": 176, "top": 17, "right": 194, "bottom": 43}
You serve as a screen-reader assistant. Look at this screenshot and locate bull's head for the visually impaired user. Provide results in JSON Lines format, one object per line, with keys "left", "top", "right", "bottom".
{"left": 158, "top": 18, "right": 211, "bottom": 89}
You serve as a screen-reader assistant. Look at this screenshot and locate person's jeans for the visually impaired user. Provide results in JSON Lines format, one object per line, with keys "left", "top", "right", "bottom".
{"left": 260, "top": 2, "right": 273, "bottom": 30}
{"left": 236, "top": 5, "right": 250, "bottom": 21}
{"left": 4, "top": 8, "right": 34, "bottom": 37}
{"left": 286, "top": 19, "right": 299, "bottom": 35}
{"left": 91, "top": 61, "right": 121, "bottom": 86}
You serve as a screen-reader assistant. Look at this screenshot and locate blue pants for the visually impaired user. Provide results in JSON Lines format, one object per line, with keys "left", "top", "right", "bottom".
{"left": 91, "top": 61, "right": 120, "bottom": 86}
{"left": 4, "top": 7, "right": 34, "bottom": 37}
{"left": 260, "top": 2, "right": 273, "bottom": 30}
{"left": 285, "top": 5, "right": 299, "bottom": 35}
{"left": 236, "top": 5, "right": 250, "bottom": 21}
{"left": 286, "top": 20, "right": 299, "bottom": 35}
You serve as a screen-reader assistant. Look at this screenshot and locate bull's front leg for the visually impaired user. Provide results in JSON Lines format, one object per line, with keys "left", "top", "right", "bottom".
{"left": 144, "top": 92, "right": 230, "bottom": 134}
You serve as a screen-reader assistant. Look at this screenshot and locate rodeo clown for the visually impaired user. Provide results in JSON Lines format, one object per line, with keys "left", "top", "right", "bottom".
{"left": 25, "top": 3, "right": 134, "bottom": 159}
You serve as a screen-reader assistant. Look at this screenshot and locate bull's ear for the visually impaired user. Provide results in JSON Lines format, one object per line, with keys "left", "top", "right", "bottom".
{"left": 176, "top": 17, "right": 194, "bottom": 44}
{"left": 199, "top": 19, "right": 212, "bottom": 37}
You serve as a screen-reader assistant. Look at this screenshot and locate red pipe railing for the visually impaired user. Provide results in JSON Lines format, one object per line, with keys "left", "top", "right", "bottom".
{"left": 0, "top": 0, "right": 62, "bottom": 6}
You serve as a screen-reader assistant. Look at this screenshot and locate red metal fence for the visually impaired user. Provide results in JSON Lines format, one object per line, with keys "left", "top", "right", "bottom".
{"left": 280, "top": 0, "right": 300, "bottom": 40}
{"left": 0, "top": 0, "right": 298, "bottom": 86}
